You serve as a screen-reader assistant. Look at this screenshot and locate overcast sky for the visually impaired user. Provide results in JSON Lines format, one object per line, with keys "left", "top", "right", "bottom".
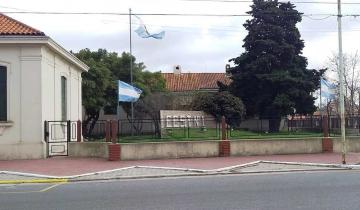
{"left": 2, "top": 0, "right": 360, "bottom": 73}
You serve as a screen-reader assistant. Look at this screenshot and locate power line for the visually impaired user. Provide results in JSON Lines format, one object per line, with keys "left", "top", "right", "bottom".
{"left": 303, "top": 15, "right": 334, "bottom": 20}
{"left": 181, "top": 0, "right": 360, "bottom": 4}
{"left": 0, "top": 11, "right": 347, "bottom": 17}
{"left": 106, "top": 17, "right": 360, "bottom": 34}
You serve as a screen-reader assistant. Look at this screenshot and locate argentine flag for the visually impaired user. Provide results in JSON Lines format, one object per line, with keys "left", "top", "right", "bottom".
{"left": 321, "top": 78, "right": 336, "bottom": 99}
{"left": 118, "top": 81, "right": 142, "bottom": 102}
{"left": 134, "top": 15, "right": 165, "bottom": 39}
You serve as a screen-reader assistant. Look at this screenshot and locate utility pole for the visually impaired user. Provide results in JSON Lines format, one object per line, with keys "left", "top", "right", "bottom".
{"left": 129, "top": 8, "right": 134, "bottom": 135}
{"left": 337, "top": 0, "right": 346, "bottom": 164}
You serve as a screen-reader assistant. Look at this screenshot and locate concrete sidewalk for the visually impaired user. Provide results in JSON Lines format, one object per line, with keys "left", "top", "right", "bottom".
{"left": 0, "top": 153, "right": 359, "bottom": 177}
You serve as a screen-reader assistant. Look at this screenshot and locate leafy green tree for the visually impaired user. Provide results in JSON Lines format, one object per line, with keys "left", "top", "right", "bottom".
{"left": 191, "top": 91, "right": 246, "bottom": 126}
{"left": 76, "top": 49, "right": 113, "bottom": 133}
{"left": 75, "top": 48, "right": 166, "bottom": 134}
{"left": 228, "top": 0, "right": 324, "bottom": 132}
{"left": 132, "top": 92, "right": 174, "bottom": 137}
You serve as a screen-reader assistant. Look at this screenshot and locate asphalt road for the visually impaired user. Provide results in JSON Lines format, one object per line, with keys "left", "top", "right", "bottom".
{"left": 1, "top": 171, "right": 360, "bottom": 210}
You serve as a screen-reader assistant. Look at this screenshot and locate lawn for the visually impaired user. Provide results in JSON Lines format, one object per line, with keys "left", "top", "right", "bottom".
{"left": 229, "top": 129, "right": 323, "bottom": 139}
{"left": 114, "top": 128, "right": 323, "bottom": 143}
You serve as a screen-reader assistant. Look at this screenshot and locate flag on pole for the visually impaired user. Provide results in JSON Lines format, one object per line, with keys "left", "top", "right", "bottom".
{"left": 321, "top": 78, "right": 336, "bottom": 99}
{"left": 118, "top": 81, "right": 142, "bottom": 102}
{"left": 134, "top": 15, "right": 165, "bottom": 39}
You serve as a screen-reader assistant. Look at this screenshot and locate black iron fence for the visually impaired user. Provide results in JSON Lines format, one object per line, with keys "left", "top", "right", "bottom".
{"left": 82, "top": 120, "right": 107, "bottom": 140}
{"left": 53, "top": 115, "right": 360, "bottom": 143}
{"left": 327, "top": 115, "right": 360, "bottom": 136}
{"left": 227, "top": 116, "right": 323, "bottom": 139}
{"left": 81, "top": 116, "right": 329, "bottom": 142}
{"left": 81, "top": 118, "right": 221, "bottom": 141}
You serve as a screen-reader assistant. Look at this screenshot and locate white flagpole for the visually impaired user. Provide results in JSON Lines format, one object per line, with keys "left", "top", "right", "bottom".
{"left": 320, "top": 78, "right": 322, "bottom": 115}
{"left": 129, "top": 8, "right": 134, "bottom": 136}
{"left": 337, "top": 0, "right": 346, "bottom": 164}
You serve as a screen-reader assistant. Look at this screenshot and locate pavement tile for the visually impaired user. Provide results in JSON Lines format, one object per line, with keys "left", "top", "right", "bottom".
{"left": 228, "top": 162, "right": 348, "bottom": 173}
{"left": 73, "top": 168, "right": 202, "bottom": 181}
{"left": 0, "top": 153, "right": 358, "bottom": 176}
{"left": 0, "top": 174, "right": 39, "bottom": 180}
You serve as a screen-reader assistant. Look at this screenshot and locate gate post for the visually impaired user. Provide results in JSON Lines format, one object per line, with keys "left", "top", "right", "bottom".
{"left": 322, "top": 115, "right": 333, "bottom": 152}
{"left": 105, "top": 120, "right": 111, "bottom": 142}
{"left": 67, "top": 120, "right": 71, "bottom": 142}
{"left": 221, "top": 116, "right": 227, "bottom": 140}
{"left": 219, "top": 116, "right": 230, "bottom": 157}
{"left": 44, "top": 120, "right": 49, "bottom": 142}
{"left": 111, "top": 120, "right": 118, "bottom": 144}
{"left": 108, "top": 120, "right": 121, "bottom": 161}
{"left": 77, "top": 120, "right": 82, "bottom": 142}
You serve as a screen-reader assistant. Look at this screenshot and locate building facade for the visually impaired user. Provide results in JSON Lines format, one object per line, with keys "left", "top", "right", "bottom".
{"left": 0, "top": 14, "right": 88, "bottom": 159}
{"left": 161, "top": 66, "right": 231, "bottom": 109}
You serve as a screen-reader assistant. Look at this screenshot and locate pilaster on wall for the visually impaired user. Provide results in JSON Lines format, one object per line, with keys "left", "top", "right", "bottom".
{"left": 108, "top": 144, "right": 121, "bottom": 161}
{"left": 219, "top": 140, "right": 230, "bottom": 157}
{"left": 219, "top": 116, "right": 231, "bottom": 157}
{"left": 322, "top": 137, "right": 333, "bottom": 153}
{"left": 322, "top": 115, "right": 333, "bottom": 153}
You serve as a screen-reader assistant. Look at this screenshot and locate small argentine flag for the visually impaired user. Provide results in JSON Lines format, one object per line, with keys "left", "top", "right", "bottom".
{"left": 118, "top": 80, "right": 142, "bottom": 102}
{"left": 321, "top": 78, "right": 336, "bottom": 99}
{"left": 134, "top": 15, "right": 165, "bottom": 39}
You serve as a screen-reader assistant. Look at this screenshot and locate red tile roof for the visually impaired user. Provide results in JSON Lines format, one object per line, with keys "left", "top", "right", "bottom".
{"left": 162, "top": 73, "right": 231, "bottom": 92}
{"left": 0, "top": 13, "right": 45, "bottom": 36}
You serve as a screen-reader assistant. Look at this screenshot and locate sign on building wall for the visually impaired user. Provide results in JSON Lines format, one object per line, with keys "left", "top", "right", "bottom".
{"left": 160, "top": 110, "right": 210, "bottom": 128}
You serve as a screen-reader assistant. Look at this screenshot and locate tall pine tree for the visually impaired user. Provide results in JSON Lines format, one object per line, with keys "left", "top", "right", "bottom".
{"left": 229, "top": 0, "right": 324, "bottom": 132}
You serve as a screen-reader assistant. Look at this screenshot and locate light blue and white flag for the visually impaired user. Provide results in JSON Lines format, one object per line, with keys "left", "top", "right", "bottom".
{"left": 118, "top": 80, "right": 142, "bottom": 102}
{"left": 321, "top": 78, "right": 337, "bottom": 99}
{"left": 134, "top": 15, "right": 165, "bottom": 39}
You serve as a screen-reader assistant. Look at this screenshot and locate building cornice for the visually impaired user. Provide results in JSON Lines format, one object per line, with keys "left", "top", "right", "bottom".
{"left": 0, "top": 36, "right": 89, "bottom": 72}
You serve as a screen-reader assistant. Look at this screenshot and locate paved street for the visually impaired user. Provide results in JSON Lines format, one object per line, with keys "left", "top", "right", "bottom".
{"left": 1, "top": 153, "right": 358, "bottom": 176}
{"left": 1, "top": 170, "right": 360, "bottom": 210}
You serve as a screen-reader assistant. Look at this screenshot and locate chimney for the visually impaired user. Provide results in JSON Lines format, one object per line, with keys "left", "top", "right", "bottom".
{"left": 225, "top": 64, "right": 231, "bottom": 76}
{"left": 174, "top": 65, "right": 181, "bottom": 75}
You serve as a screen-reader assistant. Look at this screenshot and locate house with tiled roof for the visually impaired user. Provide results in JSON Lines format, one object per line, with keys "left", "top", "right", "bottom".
{"left": 0, "top": 14, "right": 89, "bottom": 159}
{"left": 162, "top": 66, "right": 231, "bottom": 92}
{"left": 161, "top": 66, "right": 231, "bottom": 109}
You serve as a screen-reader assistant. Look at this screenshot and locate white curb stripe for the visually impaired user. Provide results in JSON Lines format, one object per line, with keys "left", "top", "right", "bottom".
{"left": 1, "top": 160, "right": 358, "bottom": 179}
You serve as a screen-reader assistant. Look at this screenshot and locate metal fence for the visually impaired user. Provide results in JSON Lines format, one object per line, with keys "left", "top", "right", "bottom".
{"left": 328, "top": 115, "right": 360, "bottom": 136}
{"left": 82, "top": 118, "right": 221, "bottom": 141}
{"left": 227, "top": 116, "right": 323, "bottom": 139}
{"left": 82, "top": 120, "right": 107, "bottom": 140}
{"left": 81, "top": 116, "right": 329, "bottom": 142}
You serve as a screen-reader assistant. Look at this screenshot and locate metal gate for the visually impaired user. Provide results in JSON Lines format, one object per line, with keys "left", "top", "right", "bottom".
{"left": 44, "top": 121, "right": 77, "bottom": 157}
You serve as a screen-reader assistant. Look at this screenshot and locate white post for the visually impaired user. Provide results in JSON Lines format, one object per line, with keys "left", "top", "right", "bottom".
{"left": 129, "top": 8, "right": 134, "bottom": 135}
{"left": 337, "top": 0, "right": 346, "bottom": 164}
{"left": 320, "top": 77, "right": 322, "bottom": 115}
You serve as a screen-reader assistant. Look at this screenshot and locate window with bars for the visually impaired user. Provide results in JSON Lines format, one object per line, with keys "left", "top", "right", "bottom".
{"left": 61, "top": 76, "right": 67, "bottom": 121}
{"left": 0, "top": 66, "right": 6, "bottom": 121}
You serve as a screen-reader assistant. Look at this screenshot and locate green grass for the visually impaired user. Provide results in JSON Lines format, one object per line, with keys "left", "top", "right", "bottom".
{"left": 112, "top": 128, "right": 323, "bottom": 143}
{"left": 229, "top": 129, "right": 323, "bottom": 139}
{"left": 118, "top": 127, "right": 220, "bottom": 143}
{"left": 84, "top": 128, "right": 323, "bottom": 143}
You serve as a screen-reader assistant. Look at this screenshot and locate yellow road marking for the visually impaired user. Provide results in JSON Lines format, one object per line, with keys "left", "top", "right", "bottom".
{"left": 0, "top": 183, "right": 65, "bottom": 194}
{"left": 39, "top": 183, "right": 63, "bottom": 192}
{"left": 0, "top": 179, "right": 68, "bottom": 185}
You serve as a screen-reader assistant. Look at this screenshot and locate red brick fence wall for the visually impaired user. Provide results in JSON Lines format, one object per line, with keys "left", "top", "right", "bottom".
{"left": 69, "top": 115, "right": 342, "bottom": 161}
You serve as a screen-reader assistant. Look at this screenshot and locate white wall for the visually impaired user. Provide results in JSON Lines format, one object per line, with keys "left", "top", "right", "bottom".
{"left": 0, "top": 44, "right": 84, "bottom": 160}
{"left": 0, "top": 45, "right": 44, "bottom": 159}
{"left": 41, "top": 46, "right": 82, "bottom": 122}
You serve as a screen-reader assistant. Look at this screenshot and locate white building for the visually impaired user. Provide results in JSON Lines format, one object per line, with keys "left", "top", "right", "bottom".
{"left": 0, "top": 14, "right": 88, "bottom": 160}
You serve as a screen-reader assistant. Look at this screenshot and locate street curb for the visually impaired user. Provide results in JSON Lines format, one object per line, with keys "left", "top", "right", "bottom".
{"left": 0, "top": 160, "right": 358, "bottom": 184}
{"left": 68, "top": 168, "right": 351, "bottom": 183}
{"left": 68, "top": 172, "right": 220, "bottom": 182}
{"left": 258, "top": 160, "right": 355, "bottom": 169}
{"left": 0, "top": 179, "right": 68, "bottom": 185}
